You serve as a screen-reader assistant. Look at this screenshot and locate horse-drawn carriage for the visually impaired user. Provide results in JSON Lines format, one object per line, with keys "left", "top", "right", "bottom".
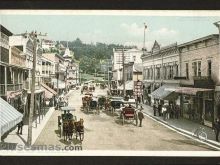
{"left": 58, "top": 106, "right": 84, "bottom": 141}
{"left": 120, "top": 99, "right": 138, "bottom": 126}
{"left": 109, "top": 97, "right": 124, "bottom": 114}
{"left": 81, "top": 93, "right": 99, "bottom": 114}
{"left": 100, "top": 83, "right": 106, "bottom": 89}
{"left": 97, "top": 95, "right": 106, "bottom": 110}
{"left": 89, "top": 84, "right": 95, "bottom": 92}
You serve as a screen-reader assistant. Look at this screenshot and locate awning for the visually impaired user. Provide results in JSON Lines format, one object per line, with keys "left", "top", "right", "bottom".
{"left": 150, "top": 84, "right": 179, "bottom": 100}
{"left": 41, "top": 83, "right": 57, "bottom": 99}
{"left": 118, "top": 81, "right": 134, "bottom": 90}
{"left": 52, "top": 78, "right": 65, "bottom": 89}
{"left": 0, "top": 97, "right": 23, "bottom": 137}
{"left": 175, "top": 87, "right": 213, "bottom": 95}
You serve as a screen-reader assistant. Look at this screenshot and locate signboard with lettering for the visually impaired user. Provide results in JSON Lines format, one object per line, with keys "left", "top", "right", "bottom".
{"left": 133, "top": 80, "right": 143, "bottom": 97}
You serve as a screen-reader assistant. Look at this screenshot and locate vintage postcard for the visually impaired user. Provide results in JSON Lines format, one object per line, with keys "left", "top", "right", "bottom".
{"left": 1, "top": 10, "right": 220, "bottom": 156}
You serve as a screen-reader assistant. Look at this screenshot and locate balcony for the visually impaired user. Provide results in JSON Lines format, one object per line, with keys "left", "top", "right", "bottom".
{"left": 0, "top": 83, "right": 23, "bottom": 96}
{"left": 7, "top": 84, "right": 23, "bottom": 91}
{"left": 11, "top": 48, "right": 26, "bottom": 67}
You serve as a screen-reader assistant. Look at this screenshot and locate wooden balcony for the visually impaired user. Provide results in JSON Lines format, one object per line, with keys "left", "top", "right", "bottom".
{"left": 0, "top": 83, "right": 23, "bottom": 96}
{"left": 11, "top": 47, "right": 26, "bottom": 67}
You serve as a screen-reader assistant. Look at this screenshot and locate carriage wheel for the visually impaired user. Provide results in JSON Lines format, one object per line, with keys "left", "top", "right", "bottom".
{"left": 122, "top": 115, "right": 125, "bottom": 125}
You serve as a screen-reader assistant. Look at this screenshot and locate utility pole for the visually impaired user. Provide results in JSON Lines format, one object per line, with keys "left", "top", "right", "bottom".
{"left": 25, "top": 31, "right": 47, "bottom": 147}
{"left": 56, "top": 63, "right": 59, "bottom": 95}
{"left": 122, "top": 47, "right": 126, "bottom": 97}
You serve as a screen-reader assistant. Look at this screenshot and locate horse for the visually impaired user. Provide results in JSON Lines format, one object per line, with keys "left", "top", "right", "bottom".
{"left": 67, "top": 120, "right": 75, "bottom": 140}
{"left": 74, "top": 118, "right": 84, "bottom": 141}
{"left": 63, "top": 121, "right": 69, "bottom": 141}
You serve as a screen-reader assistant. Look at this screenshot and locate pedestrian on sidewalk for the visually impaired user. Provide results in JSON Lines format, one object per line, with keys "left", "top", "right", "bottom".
{"left": 213, "top": 117, "right": 220, "bottom": 142}
{"left": 17, "top": 106, "right": 24, "bottom": 135}
{"left": 153, "top": 103, "right": 157, "bottom": 116}
{"left": 138, "top": 105, "right": 144, "bottom": 127}
{"left": 162, "top": 105, "right": 167, "bottom": 121}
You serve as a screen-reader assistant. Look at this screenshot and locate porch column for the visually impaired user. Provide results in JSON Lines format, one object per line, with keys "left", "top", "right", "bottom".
{"left": 4, "top": 66, "right": 7, "bottom": 95}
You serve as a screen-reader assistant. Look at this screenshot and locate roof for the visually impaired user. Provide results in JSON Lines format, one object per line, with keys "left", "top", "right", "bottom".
{"left": 178, "top": 34, "right": 219, "bottom": 48}
{"left": 0, "top": 97, "right": 23, "bottom": 137}
{"left": 0, "top": 24, "right": 13, "bottom": 36}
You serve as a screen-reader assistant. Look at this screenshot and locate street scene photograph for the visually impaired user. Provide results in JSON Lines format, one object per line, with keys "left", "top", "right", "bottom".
{"left": 1, "top": 10, "right": 220, "bottom": 155}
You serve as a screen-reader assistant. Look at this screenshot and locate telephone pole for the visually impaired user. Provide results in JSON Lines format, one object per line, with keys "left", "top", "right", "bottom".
{"left": 24, "top": 31, "right": 47, "bottom": 147}
{"left": 122, "top": 47, "right": 126, "bottom": 97}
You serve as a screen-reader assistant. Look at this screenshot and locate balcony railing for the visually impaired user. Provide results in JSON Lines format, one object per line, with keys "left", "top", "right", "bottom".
{"left": 7, "top": 84, "right": 23, "bottom": 91}
{"left": 0, "top": 83, "right": 23, "bottom": 96}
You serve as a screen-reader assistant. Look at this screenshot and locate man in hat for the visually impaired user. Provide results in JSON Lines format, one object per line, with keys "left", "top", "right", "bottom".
{"left": 138, "top": 105, "right": 144, "bottom": 127}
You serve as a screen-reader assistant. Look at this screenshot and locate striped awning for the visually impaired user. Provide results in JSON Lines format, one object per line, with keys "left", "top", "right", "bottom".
{"left": 41, "top": 83, "right": 57, "bottom": 99}
{"left": 150, "top": 84, "right": 179, "bottom": 100}
{"left": 0, "top": 97, "right": 23, "bottom": 137}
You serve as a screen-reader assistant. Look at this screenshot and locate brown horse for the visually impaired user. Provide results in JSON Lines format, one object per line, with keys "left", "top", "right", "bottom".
{"left": 74, "top": 118, "right": 84, "bottom": 141}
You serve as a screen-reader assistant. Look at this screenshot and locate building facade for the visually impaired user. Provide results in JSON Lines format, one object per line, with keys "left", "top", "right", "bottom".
{"left": 178, "top": 34, "right": 219, "bottom": 126}
{"left": 142, "top": 41, "right": 180, "bottom": 105}
{"left": 112, "top": 48, "right": 142, "bottom": 87}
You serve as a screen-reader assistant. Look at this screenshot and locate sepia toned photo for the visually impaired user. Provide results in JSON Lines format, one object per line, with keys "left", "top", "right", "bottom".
{"left": 1, "top": 10, "right": 220, "bottom": 156}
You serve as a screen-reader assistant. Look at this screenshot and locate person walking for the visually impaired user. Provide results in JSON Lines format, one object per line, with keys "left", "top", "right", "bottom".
{"left": 162, "top": 105, "right": 167, "bottom": 121}
{"left": 213, "top": 117, "right": 220, "bottom": 142}
{"left": 153, "top": 103, "right": 157, "bottom": 116}
{"left": 17, "top": 106, "right": 24, "bottom": 135}
{"left": 138, "top": 105, "right": 144, "bottom": 127}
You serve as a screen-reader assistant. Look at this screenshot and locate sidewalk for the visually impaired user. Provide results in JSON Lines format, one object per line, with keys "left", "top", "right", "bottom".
{"left": 1, "top": 107, "right": 55, "bottom": 149}
{"left": 141, "top": 104, "right": 220, "bottom": 149}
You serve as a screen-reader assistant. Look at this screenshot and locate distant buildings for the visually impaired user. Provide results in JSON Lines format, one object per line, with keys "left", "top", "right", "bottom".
{"left": 0, "top": 24, "right": 79, "bottom": 120}
{"left": 112, "top": 48, "right": 142, "bottom": 89}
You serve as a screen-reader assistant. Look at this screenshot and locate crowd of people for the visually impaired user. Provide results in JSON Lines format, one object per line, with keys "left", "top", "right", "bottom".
{"left": 152, "top": 100, "right": 180, "bottom": 121}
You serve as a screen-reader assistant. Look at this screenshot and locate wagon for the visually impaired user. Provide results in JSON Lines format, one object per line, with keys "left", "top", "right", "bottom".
{"left": 89, "top": 84, "right": 95, "bottom": 92}
{"left": 87, "top": 97, "right": 99, "bottom": 114}
{"left": 121, "top": 107, "right": 138, "bottom": 126}
{"left": 81, "top": 94, "right": 92, "bottom": 111}
{"left": 58, "top": 106, "right": 77, "bottom": 138}
{"left": 97, "top": 95, "right": 106, "bottom": 110}
{"left": 100, "top": 83, "right": 106, "bottom": 89}
{"left": 109, "top": 97, "right": 124, "bottom": 114}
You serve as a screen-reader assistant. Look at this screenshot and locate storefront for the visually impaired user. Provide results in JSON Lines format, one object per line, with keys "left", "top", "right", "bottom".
{"left": 175, "top": 87, "right": 214, "bottom": 127}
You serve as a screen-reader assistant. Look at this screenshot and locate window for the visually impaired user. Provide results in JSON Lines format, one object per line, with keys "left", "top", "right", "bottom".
{"left": 186, "top": 63, "right": 189, "bottom": 79}
{"left": 176, "top": 65, "right": 179, "bottom": 77}
{"left": 192, "top": 61, "right": 201, "bottom": 77}
{"left": 168, "top": 66, "right": 173, "bottom": 79}
{"left": 198, "top": 61, "right": 201, "bottom": 77}
{"left": 207, "top": 60, "right": 212, "bottom": 77}
{"left": 192, "top": 62, "right": 197, "bottom": 76}
{"left": 163, "top": 66, "right": 167, "bottom": 79}
{"left": 156, "top": 67, "right": 160, "bottom": 79}
{"left": 148, "top": 69, "right": 150, "bottom": 79}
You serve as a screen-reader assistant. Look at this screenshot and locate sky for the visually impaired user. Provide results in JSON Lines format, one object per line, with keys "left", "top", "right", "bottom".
{"left": 1, "top": 11, "right": 220, "bottom": 50}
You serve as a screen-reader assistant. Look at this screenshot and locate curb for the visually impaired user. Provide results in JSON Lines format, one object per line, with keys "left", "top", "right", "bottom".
{"left": 142, "top": 111, "right": 220, "bottom": 150}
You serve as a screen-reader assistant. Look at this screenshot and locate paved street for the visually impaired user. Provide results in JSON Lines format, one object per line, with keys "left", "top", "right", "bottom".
{"left": 34, "top": 87, "right": 215, "bottom": 151}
